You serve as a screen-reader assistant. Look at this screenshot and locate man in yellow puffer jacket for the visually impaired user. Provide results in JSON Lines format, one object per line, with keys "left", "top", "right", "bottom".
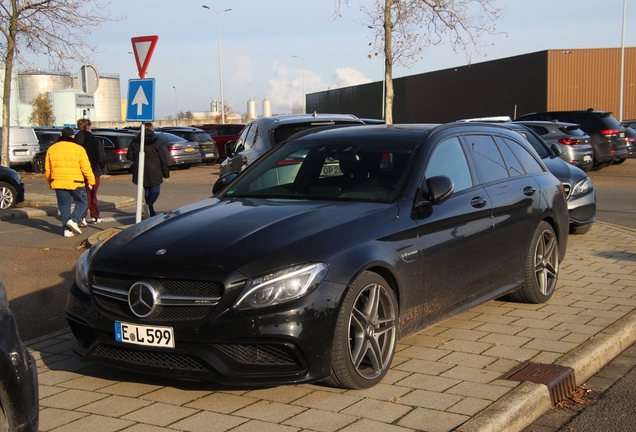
{"left": 45, "top": 127, "right": 96, "bottom": 237}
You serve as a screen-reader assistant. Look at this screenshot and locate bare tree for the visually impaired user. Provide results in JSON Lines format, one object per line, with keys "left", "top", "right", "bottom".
{"left": 0, "top": 1, "right": 121, "bottom": 167}
{"left": 333, "top": 0, "right": 504, "bottom": 125}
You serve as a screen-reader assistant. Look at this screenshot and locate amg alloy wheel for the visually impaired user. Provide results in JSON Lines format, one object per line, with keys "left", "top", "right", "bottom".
{"left": 328, "top": 271, "right": 397, "bottom": 389}
{"left": 0, "top": 182, "right": 17, "bottom": 210}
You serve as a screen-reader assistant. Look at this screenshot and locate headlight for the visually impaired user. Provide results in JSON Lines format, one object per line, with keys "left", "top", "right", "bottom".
{"left": 75, "top": 250, "right": 91, "bottom": 294}
{"left": 233, "top": 263, "right": 329, "bottom": 310}
{"left": 571, "top": 177, "right": 592, "bottom": 196}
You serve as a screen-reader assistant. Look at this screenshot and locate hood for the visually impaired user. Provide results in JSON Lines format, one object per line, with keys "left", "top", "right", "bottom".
{"left": 91, "top": 198, "right": 398, "bottom": 280}
{"left": 541, "top": 155, "right": 587, "bottom": 184}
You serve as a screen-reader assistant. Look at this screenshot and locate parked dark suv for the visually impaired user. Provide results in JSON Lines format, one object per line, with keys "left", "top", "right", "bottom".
{"left": 156, "top": 126, "right": 219, "bottom": 165}
{"left": 194, "top": 124, "right": 246, "bottom": 160}
{"left": 517, "top": 109, "right": 627, "bottom": 167}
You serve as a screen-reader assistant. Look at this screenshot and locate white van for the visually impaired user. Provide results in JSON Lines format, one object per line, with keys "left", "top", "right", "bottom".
{"left": 0, "top": 127, "right": 40, "bottom": 169}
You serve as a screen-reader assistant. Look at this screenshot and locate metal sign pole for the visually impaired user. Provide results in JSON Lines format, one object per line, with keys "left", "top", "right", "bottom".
{"left": 135, "top": 122, "right": 146, "bottom": 223}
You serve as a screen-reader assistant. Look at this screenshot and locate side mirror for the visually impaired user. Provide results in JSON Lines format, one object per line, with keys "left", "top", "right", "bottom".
{"left": 550, "top": 143, "right": 562, "bottom": 156}
{"left": 224, "top": 141, "right": 235, "bottom": 158}
{"left": 212, "top": 172, "right": 239, "bottom": 195}
{"left": 414, "top": 175, "right": 454, "bottom": 210}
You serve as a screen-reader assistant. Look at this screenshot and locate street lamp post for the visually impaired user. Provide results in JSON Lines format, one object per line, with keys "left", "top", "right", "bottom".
{"left": 173, "top": 86, "right": 178, "bottom": 126}
{"left": 202, "top": 5, "right": 231, "bottom": 124}
{"left": 291, "top": 55, "right": 305, "bottom": 114}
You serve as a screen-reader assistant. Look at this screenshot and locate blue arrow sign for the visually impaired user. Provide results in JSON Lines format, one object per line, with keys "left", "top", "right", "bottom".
{"left": 126, "top": 78, "right": 155, "bottom": 122}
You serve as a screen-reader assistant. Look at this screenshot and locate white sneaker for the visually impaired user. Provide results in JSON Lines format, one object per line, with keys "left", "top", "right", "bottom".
{"left": 88, "top": 217, "right": 103, "bottom": 224}
{"left": 63, "top": 230, "right": 75, "bottom": 237}
{"left": 79, "top": 218, "right": 88, "bottom": 227}
{"left": 66, "top": 219, "right": 82, "bottom": 234}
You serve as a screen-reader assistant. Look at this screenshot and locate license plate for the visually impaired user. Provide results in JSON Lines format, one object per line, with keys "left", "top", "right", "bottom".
{"left": 584, "top": 155, "right": 592, "bottom": 162}
{"left": 115, "top": 321, "right": 175, "bottom": 348}
{"left": 15, "top": 150, "right": 27, "bottom": 155}
{"left": 205, "top": 153, "right": 215, "bottom": 157}
{"left": 185, "top": 147, "right": 195, "bottom": 152}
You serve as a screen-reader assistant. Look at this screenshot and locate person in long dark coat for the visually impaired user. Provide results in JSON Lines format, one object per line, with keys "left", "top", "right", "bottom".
{"left": 75, "top": 118, "right": 105, "bottom": 225}
{"left": 127, "top": 123, "right": 170, "bottom": 217}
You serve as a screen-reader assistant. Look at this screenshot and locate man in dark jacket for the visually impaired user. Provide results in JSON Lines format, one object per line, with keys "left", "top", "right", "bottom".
{"left": 127, "top": 123, "right": 170, "bottom": 217}
{"left": 75, "top": 118, "right": 105, "bottom": 225}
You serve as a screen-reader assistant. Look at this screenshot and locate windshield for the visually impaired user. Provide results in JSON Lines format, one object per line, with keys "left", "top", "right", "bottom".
{"left": 223, "top": 136, "right": 418, "bottom": 203}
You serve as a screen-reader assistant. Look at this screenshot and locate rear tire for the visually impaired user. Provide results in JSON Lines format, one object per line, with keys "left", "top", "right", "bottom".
{"left": 614, "top": 158, "right": 626, "bottom": 165}
{"left": 32, "top": 157, "right": 45, "bottom": 174}
{"left": 0, "top": 181, "right": 18, "bottom": 210}
{"left": 177, "top": 164, "right": 192, "bottom": 170}
{"left": 508, "top": 221, "right": 559, "bottom": 304}
{"left": 327, "top": 271, "right": 398, "bottom": 389}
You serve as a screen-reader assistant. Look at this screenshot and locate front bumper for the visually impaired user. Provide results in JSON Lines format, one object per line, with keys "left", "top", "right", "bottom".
{"left": 66, "top": 279, "right": 345, "bottom": 386}
{"left": 567, "top": 188, "right": 596, "bottom": 226}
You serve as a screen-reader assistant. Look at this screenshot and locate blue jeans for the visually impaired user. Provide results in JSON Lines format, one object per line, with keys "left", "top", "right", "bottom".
{"left": 145, "top": 184, "right": 161, "bottom": 217}
{"left": 55, "top": 188, "right": 88, "bottom": 232}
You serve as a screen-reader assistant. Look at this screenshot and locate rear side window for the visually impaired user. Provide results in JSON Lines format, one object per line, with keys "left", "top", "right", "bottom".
{"left": 464, "top": 134, "right": 508, "bottom": 184}
{"left": 98, "top": 137, "right": 114, "bottom": 148}
{"left": 425, "top": 137, "right": 473, "bottom": 192}
{"left": 526, "top": 125, "right": 548, "bottom": 135}
{"left": 502, "top": 138, "right": 544, "bottom": 174}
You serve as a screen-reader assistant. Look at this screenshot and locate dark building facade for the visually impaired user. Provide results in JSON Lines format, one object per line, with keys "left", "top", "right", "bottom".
{"left": 307, "top": 48, "right": 636, "bottom": 123}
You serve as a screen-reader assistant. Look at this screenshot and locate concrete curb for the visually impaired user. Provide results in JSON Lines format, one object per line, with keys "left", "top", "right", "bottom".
{"left": 458, "top": 309, "right": 636, "bottom": 431}
{"left": 0, "top": 194, "right": 136, "bottom": 221}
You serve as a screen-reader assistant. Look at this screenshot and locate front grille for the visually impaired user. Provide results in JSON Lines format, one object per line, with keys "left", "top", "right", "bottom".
{"left": 216, "top": 343, "right": 298, "bottom": 366}
{"left": 94, "top": 345, "right": 209, "bottom": 372}
{"left": 91, "top": 272, "right": 223, "bottom": 322}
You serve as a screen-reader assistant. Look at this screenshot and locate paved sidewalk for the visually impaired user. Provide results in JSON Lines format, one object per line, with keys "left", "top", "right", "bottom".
{"left": 0, "top": 193, "right": 136, "bottom": 221}
{"left": 20, "top": 221, "right": 635, "bottom": 432}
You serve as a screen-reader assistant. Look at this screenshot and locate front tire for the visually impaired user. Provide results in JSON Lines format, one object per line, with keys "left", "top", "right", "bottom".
{"left": 32, "top": 157, "right": 45, "bottom": 174}
{"left": 0, "top": 181, "right": 18, "bottom": 209}
{"left": 509, "top": 221, "right": 559, "bottom": 304}
{"left": 327, "top": 271, "right": 398, "bottom": 389}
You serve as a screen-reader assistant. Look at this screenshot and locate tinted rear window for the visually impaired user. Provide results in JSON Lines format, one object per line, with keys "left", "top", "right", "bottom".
{"left": 192, "top": 132, "right": 213, "bottom": 142}
{"left": 157, "top": 133, "right": 187, "bottom": 143}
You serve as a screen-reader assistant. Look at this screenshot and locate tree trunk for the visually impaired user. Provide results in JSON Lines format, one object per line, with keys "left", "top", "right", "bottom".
{"left": 384, "top": 0, "right": 395, "bottom": 125}
{"left": 1, "top": 17, "right": 17, "bottom": 168}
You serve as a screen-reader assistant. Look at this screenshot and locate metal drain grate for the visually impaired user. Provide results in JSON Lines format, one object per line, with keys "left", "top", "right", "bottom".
{"left": 502, "top": 362, "right": 576, "bottom": 405}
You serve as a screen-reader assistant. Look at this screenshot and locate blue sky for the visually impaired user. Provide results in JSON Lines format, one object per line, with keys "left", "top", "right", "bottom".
{"left": 24, "top": 0, "right": 636, "bottom": 119}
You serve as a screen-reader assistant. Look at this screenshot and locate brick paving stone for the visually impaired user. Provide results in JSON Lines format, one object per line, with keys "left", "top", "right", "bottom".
{"left": 483, "top": 358, "right": 521, "bottom": 373}
{"left": 397, "top": 389, "right": 463, "bottom": 410}
{"left": 437, "top": 318, "right": 483, "bottom": 330}
{"left": 283, "top": 408, "right": 359, "bottom": 432}
{"left": 185, "top": 392, "right": 259, "bottom": 413}
{"left": 227, "top": 419, "right": 301, "bottom": 432}
{"left": 341, "top": 398, "right": 413, "bottom": 423}
{"left": 551, "top": 322, "right": 605, "bottom": 335}
{"left": 78, "top": 395, "right": 154, "bottom": 417}
{"left": 515, "top": 328, "right": 569, "bottom": 341}
{"left": 37, "top": 370, "right": 84, "bottom": 386}
{"left": 393, "top": 358, "right": 454, "bottom": 375}
{"left": 399, "top": 334, "right": 448, "bottom": 347}
{"left": 543, "top": 313, "right": 593, "bottom": 324}
{"left": 291, "top": 390, "right": 361, "bottom": 412}
{"left": 523, "top": 338, "right": 579, "bottom": 353}
{"left": 168, "top": 410, "right": 248, "bottom": 432}
{"left": 531, "top": 351, "right": 564, "bottom": 365}
{"left": 243, "top": 386, "right": 313, "bottom": 404}
{"left": 121, "top": 402, "right": 199, "bottom": 427}
{"left": 56, "top": 375, "right": 119, "bottom": 391}
{"left": 397, "top": 345, "right": 449, "bottom": 362}
{"left": 471, "top": 304, "right": 515, "bottom": 316}
{"left": 560, "top": 332, "right": 592, "bottom": 344}
{"left": 447, "top": 396, "right": 492, "bottom": 416}
{"left": 118, "top": 424, "right": 173, "bottom": 432}
{"left": 339, "top": 418, "right": 415, "bottom": 432}
{"left": 435, "top": 339, "right": 492, "bottom": 355}
{"left": 40, "top": 388, "right": 108, "bottom": 410}
{"left": 481, "top": 345, "right": 538, "bottom": 362}
{"left": 473, "top": 322, "right": 526, "bottom": 336}
{"left": 445, "top": 381, "right": 512, "bottom": 401}
{"left": 538, "top": 305, "right": 585, "bottom": 315}
{"left": 441, "top": 365, "right": 503, "bottom": 384}
{"left": 435, "top": 328, "right": 490, "bottom": 342}
{"left": 141, "top": 386, "right": 212, "bottom": 406}
{"left": 397, "top": 407, "right": 469, "bottom": 432}
{"left": 470, "top": 314, "right": 520, "bottom": 325}
{"left": 479, "top": 333, "right": 532, "bottom": 348}
{"left": 38, "top": 384, "right": 67, "bottom": 399}
{"left": 509, "top": 317, "right": 558, "bottom": 330}
{"left": 97, "top": 381, "right": 163, "bottom": 398}
{"left": 39, "top": 407, "right": 87, "bottom": 431}
{"left": 505, "top": 309, "right": 553, "bottom": 320}
{"left": 47, "top": 413, "right": 133, "bottom": 432}
{"left": 345, "top": 383, "right": 414, "bottom": 402}
{"left": 437, "top": 351, "right": 496, "bottom": 369}
{"left": 233, "top": 400, "right": 307, "bottom": 423}
{"left": 394, "top": 373, "right": 461, "bottom": 392}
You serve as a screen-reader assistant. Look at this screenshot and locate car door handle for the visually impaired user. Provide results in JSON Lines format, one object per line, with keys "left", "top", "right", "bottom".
{"left": 523, "top": 186, "right": 537, "bottom": 196}
{"left": 471, "top": 197, "right": 487, "bottom": 208}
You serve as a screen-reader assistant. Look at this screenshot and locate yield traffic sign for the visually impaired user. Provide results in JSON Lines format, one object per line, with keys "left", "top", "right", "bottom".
{"left": 131, "top": 35, "right": 159, "bottom": 79}
{"left": 126, "top": 78, "right": 155, "bottom": 122}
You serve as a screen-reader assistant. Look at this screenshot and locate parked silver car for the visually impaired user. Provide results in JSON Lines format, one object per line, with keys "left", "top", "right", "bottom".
{"left": 155, "top": 131, "right": 202, "bottom": 169}
{"left": 514, "top": 120, "right": 593, "bottom": 171}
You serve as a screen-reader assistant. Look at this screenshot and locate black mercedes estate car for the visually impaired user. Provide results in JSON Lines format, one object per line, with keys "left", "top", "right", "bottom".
{"left": 66, "top": 123, "right": 569, "bottom": 389}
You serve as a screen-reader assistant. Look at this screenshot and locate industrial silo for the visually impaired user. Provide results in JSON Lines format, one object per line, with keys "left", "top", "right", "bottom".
{"left": 17, "top": 69, "right": 73, "bottom": 104}
{"left": 263, "top": 98, "right": 272, "bottom": 117}
{"left": 247, "top": 98, "right": 257, "bottom": 120}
